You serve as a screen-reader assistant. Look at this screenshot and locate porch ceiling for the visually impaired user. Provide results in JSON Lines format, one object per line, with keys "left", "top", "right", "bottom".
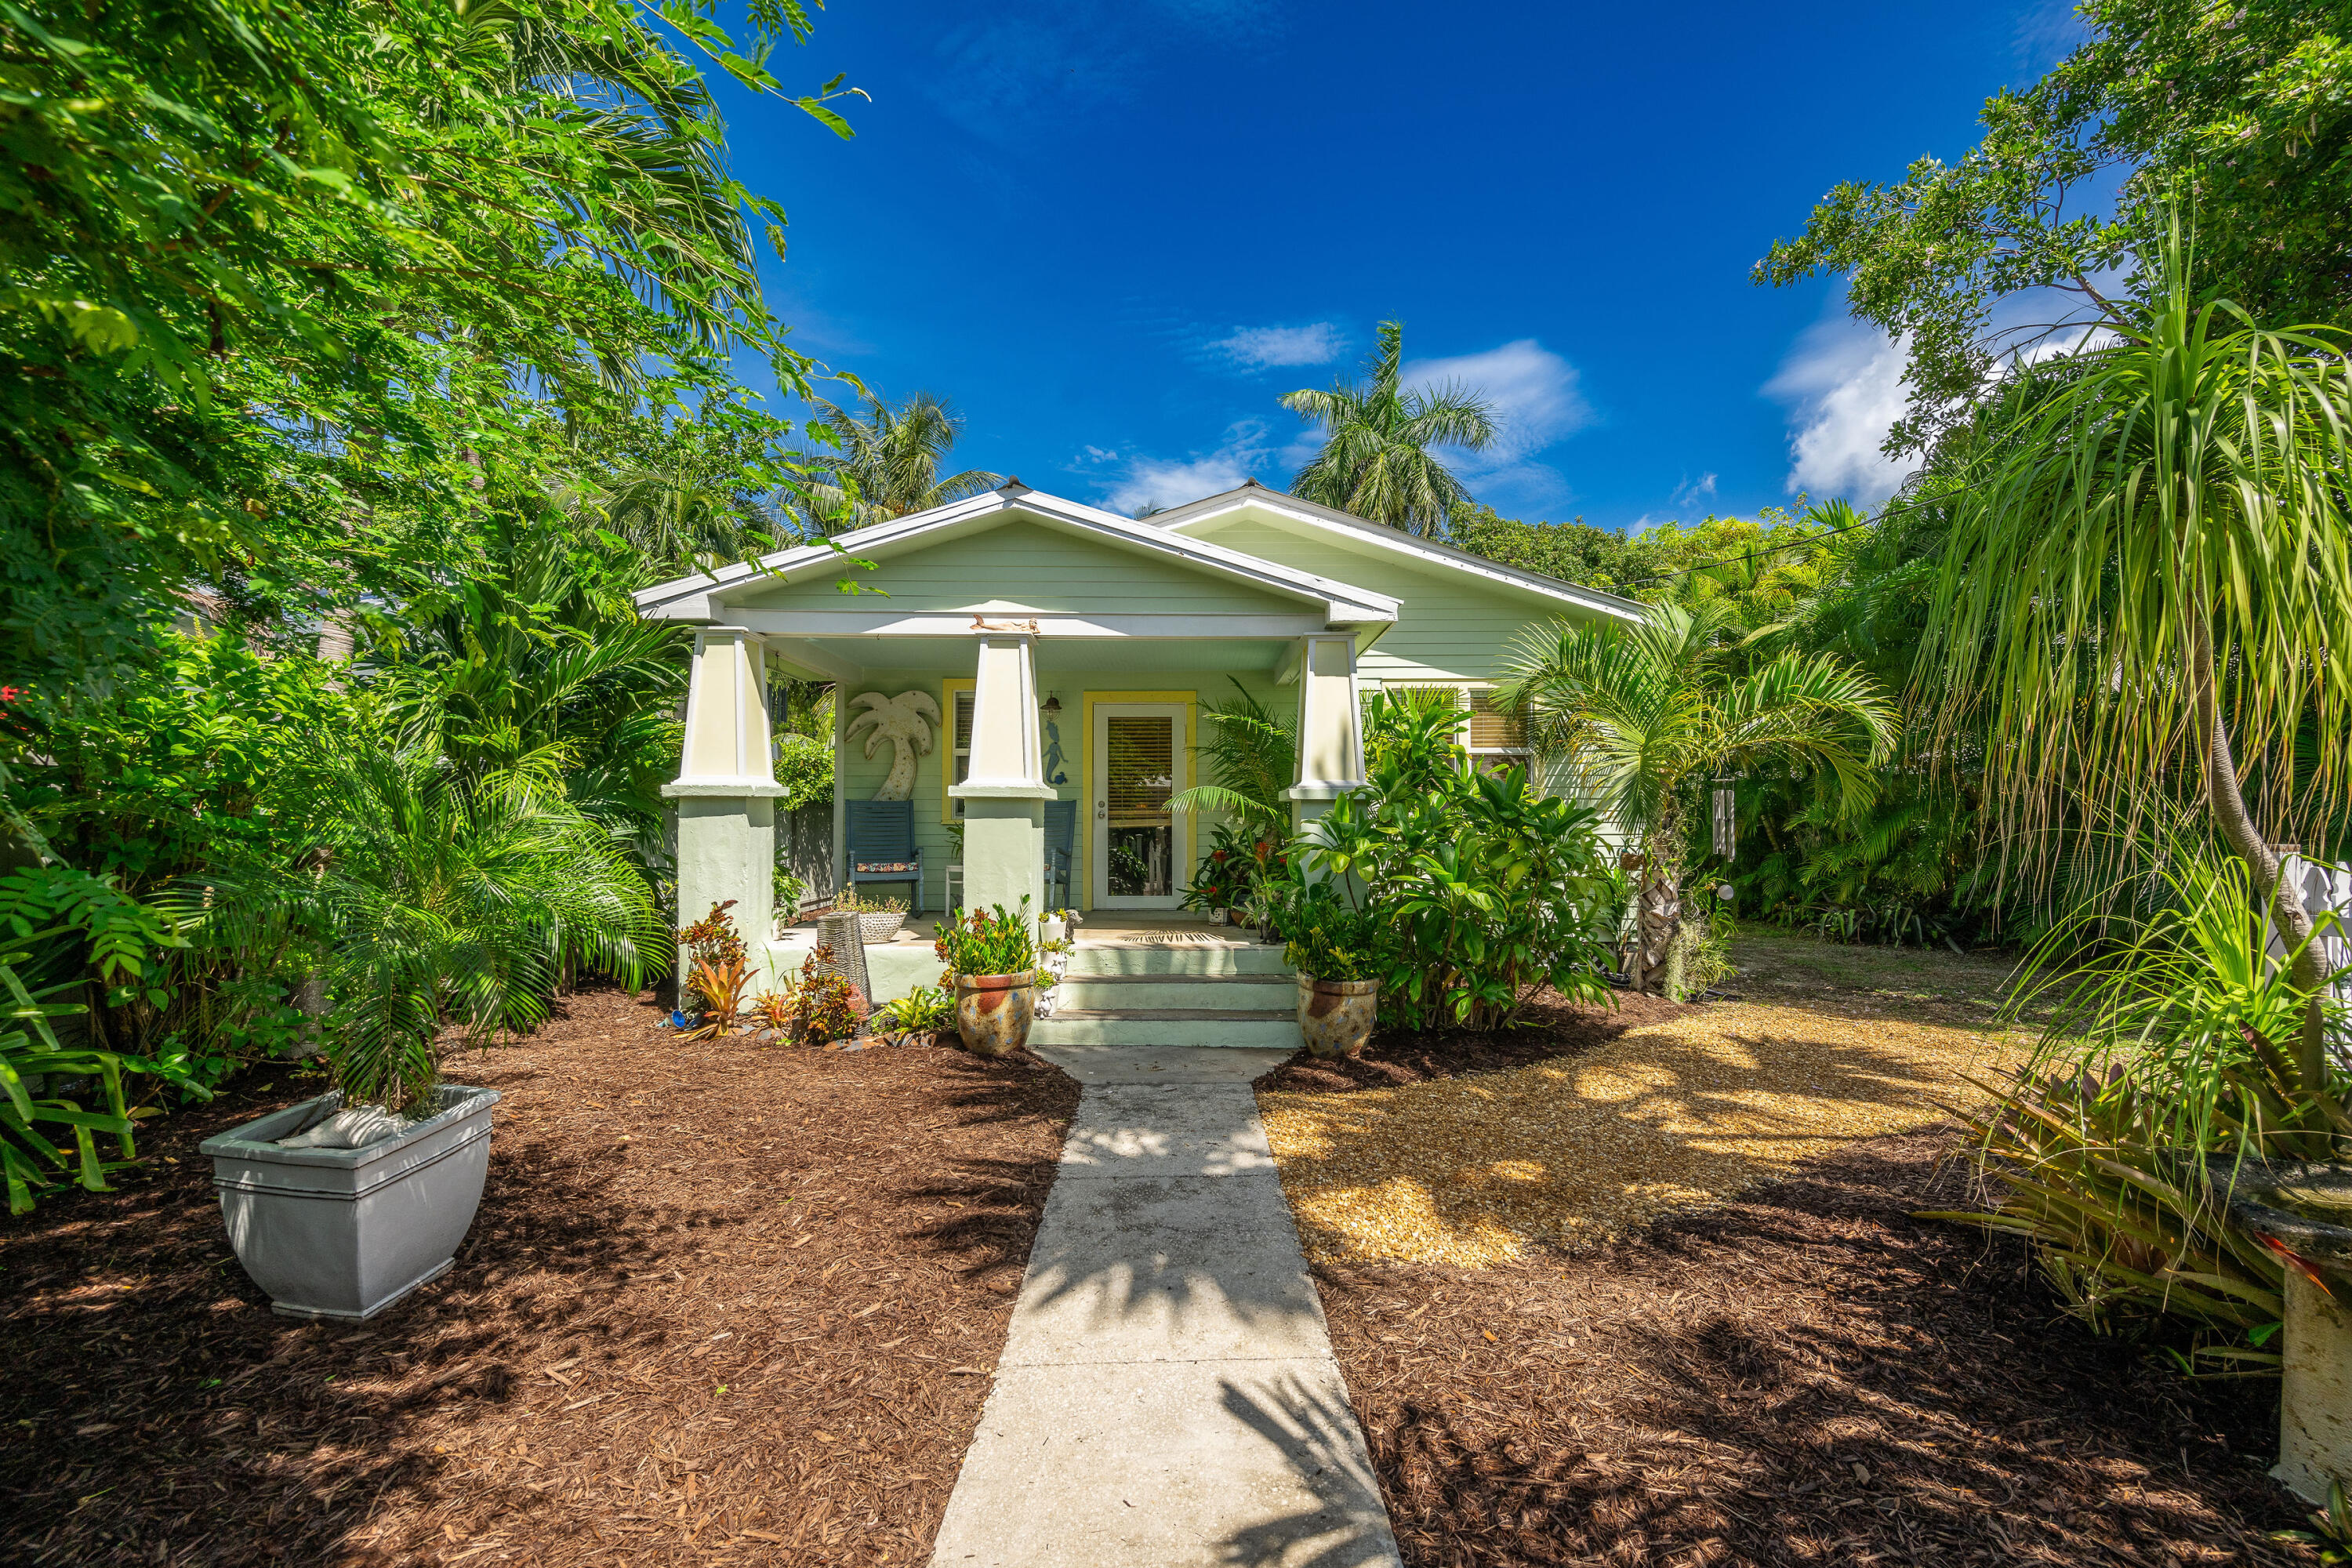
{"left": 762, "top": 633, "right": 1313, "bottom": 684}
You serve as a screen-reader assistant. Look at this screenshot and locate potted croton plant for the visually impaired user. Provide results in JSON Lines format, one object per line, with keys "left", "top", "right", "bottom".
{"left": 1283, "top": 895, "right": 1385, "bottom": 1059}
{"left": 935, "top": 898, "right": 1040, "bottom": 1058}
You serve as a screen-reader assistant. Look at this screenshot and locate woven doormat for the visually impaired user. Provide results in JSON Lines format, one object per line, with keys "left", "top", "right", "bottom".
{"left": 1101, "top": 930, "right": 1242, "bottom": 946}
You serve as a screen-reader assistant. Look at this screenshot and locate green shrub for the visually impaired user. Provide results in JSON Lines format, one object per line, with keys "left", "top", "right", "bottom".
{"left": 1277, "top": 693, "right": 1614, "bottom": 1031}
{"left": 1281, "top": 888, "right": 1385, "bottom": 982}
{"left": 0, "top": 866, "right": 199, "bottom": 1214}
{"left": 873, "top": 983, "right": 954, "bottom": 1041}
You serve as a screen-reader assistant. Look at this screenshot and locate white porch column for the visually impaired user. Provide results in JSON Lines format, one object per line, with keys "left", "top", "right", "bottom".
{"left": 1284, "top": 633, "right": 1366, "bottom": 836}
{"left": 662, "top": 627, "right": 783, "bottom": 966}
{"left": 948, "top": 626, "right": 1053, "bottom": 918}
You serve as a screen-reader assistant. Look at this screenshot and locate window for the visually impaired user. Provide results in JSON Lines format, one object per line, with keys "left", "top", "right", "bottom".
{"left": 942, "top": 679, "right": 975, "bottom": 821}
{"left": 1466, "top": 688, "right": 1531, "bottom": 771}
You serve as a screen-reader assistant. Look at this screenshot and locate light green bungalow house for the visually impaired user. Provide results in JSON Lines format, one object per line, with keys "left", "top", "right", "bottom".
{"left": 633, "top": 477, "right": 1641, "bottom": 1039}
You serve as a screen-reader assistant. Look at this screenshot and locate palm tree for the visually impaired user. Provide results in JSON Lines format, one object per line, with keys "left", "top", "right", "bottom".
{"left": 1280, "top": 321, "right": 1497, "bottom": 535}
{"left": 800, "top": 393, "right": 1002, "bottom": 528}
{"left": 1917, "top": 221, "right": 2352, "bottom": 1098}
{"left": 846, "top": 691, "right": 940, "bottom": 800}
{"left": 185, "top": 735, "right": 666, "bottom": 1116}
{"left": 1167, "top": 679, "right": 1297, "bottom": 833}
{"left": 1500, "top": 601, "right": 1896, "bottom": 995}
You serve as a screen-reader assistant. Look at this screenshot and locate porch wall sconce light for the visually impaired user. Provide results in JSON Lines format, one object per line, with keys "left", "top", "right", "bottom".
{"left": 1041, "top": 694, "right": 1062, "bottom": 716}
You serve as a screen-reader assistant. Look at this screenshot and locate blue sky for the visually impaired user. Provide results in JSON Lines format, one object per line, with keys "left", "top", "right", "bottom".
{"left": 717, "top": 0, "right": 2078, "bottom": 532}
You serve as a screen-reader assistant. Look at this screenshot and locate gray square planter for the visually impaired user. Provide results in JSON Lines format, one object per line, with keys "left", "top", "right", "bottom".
{"left": 200, "top": 1084, "right": 500, "bottom": 1322}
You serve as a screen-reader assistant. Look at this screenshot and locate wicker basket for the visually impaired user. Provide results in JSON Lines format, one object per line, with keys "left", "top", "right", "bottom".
{"left": 856, "top": 910, "right": 907, "bottom": 944}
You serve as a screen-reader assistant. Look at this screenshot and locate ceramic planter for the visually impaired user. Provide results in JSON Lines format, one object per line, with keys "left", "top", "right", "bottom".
{"left": 200, "top": 1085, "right": 499, "bottom": 1322}
{"left": 955, "top": 971, "right": 1038, "bottom": 1058}
{"left": 1297, "top": 977, "right": 1378, "bottom": 1059}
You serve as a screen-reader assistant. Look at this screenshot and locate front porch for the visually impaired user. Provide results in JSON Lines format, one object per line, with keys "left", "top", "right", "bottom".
{"left": 639, "top": 487, "right": 1384, "bottom": 1018}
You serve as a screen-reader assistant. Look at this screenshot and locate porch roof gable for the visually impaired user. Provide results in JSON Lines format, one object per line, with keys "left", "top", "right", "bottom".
{"left": 632, "top": 482, "right": 1401, "bottom": 629}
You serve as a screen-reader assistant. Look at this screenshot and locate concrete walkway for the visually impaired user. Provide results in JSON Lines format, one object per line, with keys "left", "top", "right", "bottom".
{"left": 929, "top": 1047, "right": 1403, "bottom": 1568}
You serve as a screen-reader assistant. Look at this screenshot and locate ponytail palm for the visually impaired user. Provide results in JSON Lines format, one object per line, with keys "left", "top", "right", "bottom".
{"left": 1282, "top": 321, "right": 1497, "bottom": 536}
{"left": 1919, "top": 223, "right": 2352, "bottom": 1097}
{"left": 1501, "top": 601, "right": 1895, "bottom": 993}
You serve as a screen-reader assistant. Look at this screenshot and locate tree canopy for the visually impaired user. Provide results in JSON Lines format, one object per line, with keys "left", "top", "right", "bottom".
{"left": 1755, "top": 0, "right": 2352, "bottom": 456}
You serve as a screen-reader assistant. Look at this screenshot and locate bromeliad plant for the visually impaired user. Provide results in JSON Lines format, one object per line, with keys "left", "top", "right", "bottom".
{"left": 1283, "top": 693, "right": 1617, "bottom": 1031}
{"left": 679, "top": 901, "right": 752, "bottom": 1037}
{"left": 1928, "top": 853, "right": 2350, "bottom": 1348}
{"left": 872, "top": 982, "right": 955, "bottom": 1043}
{"left": 934, "top": 899, "right": 1038, "bottom": 979}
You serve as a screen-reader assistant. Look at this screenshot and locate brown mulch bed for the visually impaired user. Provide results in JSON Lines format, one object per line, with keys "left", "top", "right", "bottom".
{"left": 1, "top": 986, "right": 1078, "bottom": 1567}
{"left": 1317, "top": 1128, "right": 2318, "bottom": 1567}
{"left": 1256, "top": 986, "right": 1695, "bottom": 1094}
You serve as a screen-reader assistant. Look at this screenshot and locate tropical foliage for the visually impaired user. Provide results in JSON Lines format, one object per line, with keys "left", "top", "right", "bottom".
{"left": 0, "top": 0, "right": 859, "bottom": 1198}
{"left": 798, "top": 392, "right": 1003, "bottom": 529}
{"left": 1500, "top": 601, "right": 1896, "bottom": 996}
{"left": 1282, "top": 321, "right": 1497, "bottom": 535}
{"left": 934, "top": 900, "right": 1039, "bottom": 979}
{"left": 1278, "top": 695, "right": 1616, "bottom": 1030}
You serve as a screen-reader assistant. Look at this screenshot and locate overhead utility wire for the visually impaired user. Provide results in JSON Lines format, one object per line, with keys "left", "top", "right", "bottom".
{"left": 1626, "top": 514, "right": 1878, "bottom": 586}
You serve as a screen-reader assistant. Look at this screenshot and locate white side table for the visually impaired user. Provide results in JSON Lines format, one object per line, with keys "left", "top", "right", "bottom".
{"left": 944, "top": 863, "right": 965, "bottom": 913}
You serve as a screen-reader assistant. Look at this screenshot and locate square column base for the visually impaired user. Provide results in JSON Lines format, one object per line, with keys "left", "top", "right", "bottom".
{"left": 673, "top": 795, "right": 776, "bottom": 993}
{"left": 962, "top": 797, "right": 1045, "bottom": 918}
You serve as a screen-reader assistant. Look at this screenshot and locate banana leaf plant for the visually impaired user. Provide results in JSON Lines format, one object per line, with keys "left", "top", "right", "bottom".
{"left": 0, "top": 866, "right": 195, "bottom": 1214}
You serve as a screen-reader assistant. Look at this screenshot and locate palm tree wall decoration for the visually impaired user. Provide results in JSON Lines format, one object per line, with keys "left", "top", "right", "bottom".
{"left": 846, "top": 691, "right": 941, "bottom": 800}
{"left": 800, "top": 393, "right": 1002, "bottom": 529}
{"left": 1281, "top": 321, "right": 1497, "bottom": 536}
{"left": 1501, "top": 601, "right": 1896, "bottom": 996}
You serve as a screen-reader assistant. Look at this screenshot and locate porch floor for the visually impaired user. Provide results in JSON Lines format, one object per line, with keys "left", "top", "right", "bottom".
{"left": 789, "top": 909, "right": 1280, "bottom": 949}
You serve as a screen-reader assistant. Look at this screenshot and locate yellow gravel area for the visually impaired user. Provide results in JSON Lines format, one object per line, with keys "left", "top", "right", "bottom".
{"left": 1259, "top": 1000, "right": 2027, "bottom": 1268}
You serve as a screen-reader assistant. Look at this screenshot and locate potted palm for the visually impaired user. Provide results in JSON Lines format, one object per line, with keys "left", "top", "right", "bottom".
{"left": 196, "top": 739, "right": 662, "bottom": 1320}
{"left": 1281, "top": 891, "right": 1385, "bottom": 1059}
{"left": 935, "top": 898, "right": 1039, "bottom": 1058}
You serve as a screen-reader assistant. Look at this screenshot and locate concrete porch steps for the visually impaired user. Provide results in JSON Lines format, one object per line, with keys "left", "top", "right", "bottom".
{"left": 1055, "top": 973, "right": 1295, "bottom": 1012}
{"left": 1035, "top": 940, "right": 1303, "bottom": 1050}
{"left": 1026, "top": 1013, "right": 1302, "bottom": 1050}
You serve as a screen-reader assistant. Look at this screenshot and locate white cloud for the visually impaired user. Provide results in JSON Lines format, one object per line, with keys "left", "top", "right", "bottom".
{"left": 1671, "top": 472, "right": 1719, "bottom": 510}
{"left": 1211, "top": 322, "right": 1345, "bottom": 370}
{"left": 1395, "top": 338, "right": 1591, "bottom": 512}
{"left": 1403, "top": 339, "right": 1592, "bottom": 463}
{"left": 1763, "top": 318, "right": 1920, "bottom": 506}
{"left": 1099, "top": 421, "right": 1269, "bottom": 516}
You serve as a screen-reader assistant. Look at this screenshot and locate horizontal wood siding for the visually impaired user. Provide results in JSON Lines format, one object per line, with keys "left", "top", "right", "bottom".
{"left": 734, "top": 520, "right": 1307, "bottom": 618}
{"left": 1183, "top": 517, "right": 1599, "bottom": 684}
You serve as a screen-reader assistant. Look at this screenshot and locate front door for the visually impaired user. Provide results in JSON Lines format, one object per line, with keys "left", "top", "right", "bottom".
{"left": 1091, "top": 702, "right": 1189, "bottom": 909}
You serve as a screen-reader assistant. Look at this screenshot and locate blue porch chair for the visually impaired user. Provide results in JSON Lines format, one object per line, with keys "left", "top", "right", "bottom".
{"left": 1044, "top": 800, "right": 1077, "bottom": 911}
{"left": 847, "top": 800, "right": 925, "bottom": 915}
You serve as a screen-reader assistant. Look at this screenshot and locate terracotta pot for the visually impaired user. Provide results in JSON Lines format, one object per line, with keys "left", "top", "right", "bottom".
{"left": 1297, "top": 976, "right": 1378, "bottom": 1059}
{"left": 954, "top": 971, "right": 1038, "bottom": 1058}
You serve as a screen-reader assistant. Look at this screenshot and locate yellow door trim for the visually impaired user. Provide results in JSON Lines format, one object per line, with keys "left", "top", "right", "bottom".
{"left": 1082, "top": 691, "right": 1196, "bottom": 911}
